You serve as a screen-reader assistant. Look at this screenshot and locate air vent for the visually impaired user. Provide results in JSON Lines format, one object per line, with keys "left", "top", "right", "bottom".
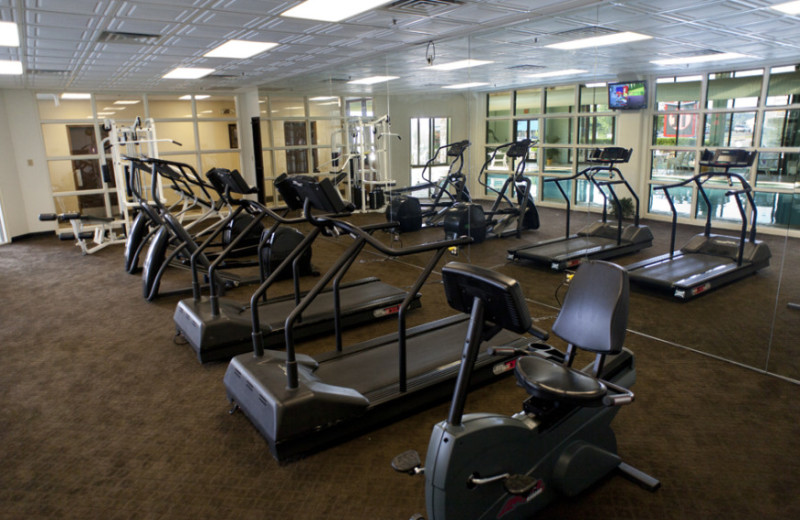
{"left": 553, "top": 26, "right": 618, "bottom": 39}
{"left": 387, "top": 0, "right": 463, "bottom": 16}
{"left": 508, "top": 64, "right": 545, "bottom": 72}
{"left": 97, "top": 30, "right": 161, "bottom": 45}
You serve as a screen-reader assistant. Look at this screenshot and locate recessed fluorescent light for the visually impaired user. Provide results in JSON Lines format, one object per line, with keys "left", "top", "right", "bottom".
{"left": 204, "top": 40, "right": 278, "bottom": 59}
{"left": 771, "top": 65, "right": 797, "bottom": 74}
{"left": 178, "top": 94, "right": 210, "bottom": 100}
{"left": 442, "top": 82, "right": 490, "bottom": 89}
{"left": 0, "top": 60, "right": 22, "bottom": 75}
{"left": 97, "top": 112, "right": 116, "bottom": 116}
{"left": 113, "top": 100, "right": 141, "bottom": 105}
{"left": 771, "top": 1, "right": 800, "bottom": 14}
{"left": 348, "top": 75, "right": 398, "bottom": 85}
{"left": 61, "top": 93, "right": 91, "bottom": 100}
{"left": 650, "top": 52, "right": 752, "bottom": 65}
{"left": 430, "top": 59, "right": 493, "bottom": 71}
{"left": 281, "top": 0, "right": 393, "bottom": 22}
{"left": 0, "top": 21, "right": 20, "bottom": 47}
{"left": 527, "top": 69, "right": 587, "bottom": 78}
{"left": 585, "top": 82, "right": 607, "bottom": 88}
{"left": 163, "top": 67, "right": 214, "bottom": 79}
{"left": 200, "top": 110, "right": 213, "bottom": 114}
{"left": 317, "top": 101, "right": 340, "bottom": 106}
{"left": 309, "top": 96, "right": 338, "bottom": 101}
{"left": 546, "top": 31, "right": 651, "bottom": 50}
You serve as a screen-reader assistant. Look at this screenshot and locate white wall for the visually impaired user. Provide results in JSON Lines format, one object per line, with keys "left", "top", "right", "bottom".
{"left": 0, "top": 89, "right": 53, "bottom": 238}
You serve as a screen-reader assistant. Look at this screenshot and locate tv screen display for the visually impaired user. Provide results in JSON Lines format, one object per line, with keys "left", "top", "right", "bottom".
{"left": 608, "top": 81, "right": 647, "bottom": 110}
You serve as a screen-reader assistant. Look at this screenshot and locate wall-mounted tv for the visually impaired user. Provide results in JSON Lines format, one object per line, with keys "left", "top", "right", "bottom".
{"left": 608, "top": 81, "right": 647, "bottom": 110}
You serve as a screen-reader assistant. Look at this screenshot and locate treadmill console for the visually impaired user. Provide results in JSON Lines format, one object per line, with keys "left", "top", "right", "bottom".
{"left": 207, "top": 168, "right": 255, "bottom": 195}
{"left": 700, "top": 148, "right": 756, "bottom": 169}
{"left": 506, "top": 139, "right": 534, "bottom": 158}
{"left": 588, "top": 147, "right": 632, "bottom": 164}
{"left": 275, "top": 173, "right": 354, "bottom": 214}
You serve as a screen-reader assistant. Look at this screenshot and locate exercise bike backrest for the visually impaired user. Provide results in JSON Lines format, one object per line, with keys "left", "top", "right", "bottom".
{"left": 551, "top": 260, "right": 629, "bottom": 354}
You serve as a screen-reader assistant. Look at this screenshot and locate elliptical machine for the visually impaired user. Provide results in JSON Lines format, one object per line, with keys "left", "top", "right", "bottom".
{"left": 443, "top": 139, "right": 539, "bottom": 243}
{"left": 385, "top": 140, "right": 471, "bottom": 232}
{"left": 393, "top": 260, "right": 659, "bottom": 519}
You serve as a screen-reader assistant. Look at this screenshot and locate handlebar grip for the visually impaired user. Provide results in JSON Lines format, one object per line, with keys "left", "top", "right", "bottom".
{"left": 488, "top": 347, "right": 522, "bottom": 356}
{"left": 38, "top": 213, "right": 56, "bottom": 221}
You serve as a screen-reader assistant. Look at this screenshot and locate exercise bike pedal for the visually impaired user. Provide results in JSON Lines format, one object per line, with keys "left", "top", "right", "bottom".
{"left": 392, "top": 450, "right": 423, "bottom": 475}
{"left": 504, "top": 474, "right": 540, "bottom": 496}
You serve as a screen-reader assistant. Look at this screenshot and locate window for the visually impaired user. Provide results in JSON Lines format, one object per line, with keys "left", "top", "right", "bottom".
{"left": 410, "top": 117, "right": 450, "bottom": 166}
{"left": 647, "top": 66, "right": 800, "bottom": 230}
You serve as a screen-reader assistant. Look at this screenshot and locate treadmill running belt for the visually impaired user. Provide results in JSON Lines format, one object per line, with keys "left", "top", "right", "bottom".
{"left": 253, "top": 280, "right": 409, "bottom": 329}
{"left": 516, "top": 236, "right": 621, "bottom": 261}
{"left": 312, "top": 316, "right": 521, "bottom": 395}
{"left": 630, "top": 253, "right": 739, "bottom": 286}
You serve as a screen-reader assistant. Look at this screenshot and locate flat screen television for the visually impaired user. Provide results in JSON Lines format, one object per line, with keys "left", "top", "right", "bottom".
{"left": 608, "top": 81, "right": 647, "bottom": 110}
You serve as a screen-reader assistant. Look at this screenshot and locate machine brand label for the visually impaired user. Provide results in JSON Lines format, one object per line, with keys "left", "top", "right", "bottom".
{"left": 566, "top": 259, "right": 582, "bottom": 267}
{"left": 497, "top": 479, "right": 544, "bottom": 518}
{"left": 691, "top": 283, "right": 711, "bottom": 296}
{"left": 492, "top": 359, "right": 516, "bottom": 375}
{"left": 374, "top": 304, "right": 401, "bottom": 318}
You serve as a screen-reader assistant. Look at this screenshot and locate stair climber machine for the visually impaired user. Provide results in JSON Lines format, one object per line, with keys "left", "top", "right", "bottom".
{"left": 508, "top": 147, "right": 653, "bottom": 270}
{"left": 392, "top": 260, "right": 660, "bottom": 520}
{"left": 126, "top": 157, "right": 264, "bottom": 301}
{"left": 174, "top": 171, "right": 420, "bottom": 363}
{"left": 385, "top": 140, "right": 472, "bottom": 232}
{"left": 626, "top": 148, "right": 771, "bottom": 300}
{"left": 224, "top": 177, "right": 547, "bottom": 463}
{"left": 443, "top": 139, "right": 539, "bottom": 243}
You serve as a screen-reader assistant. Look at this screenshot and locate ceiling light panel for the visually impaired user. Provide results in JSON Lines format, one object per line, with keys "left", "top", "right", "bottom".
{"left": 0, "top": 60, "right": 23, "bottom": 75}
{"left": 651, "top": 52, "right": 752, "bottom": 65}
{"left": 527, "top": 68, "right": 588, "bottom": 78}
{"left": 281, "top": 0, "right": 395, "bottom": 23}
{"left": 430, "top": 59, "right": 493, "bottom": 71}
{"left": 442, "top": 82, "right": 489, "bottom": 89}
{"left": 771, "top": 1, "right": 800, "bottom": 14}
{"left": 546, "top": 31, "right": 652, "bottom": 50}
{"left": 348, "top": 75, "right": 398, "bottom": 85}
{"left": 0, "top": 21, "right": 20, "bottom": 47}
{"left": 163, "top": 67, "right": 215, "bottom": 79}
{"left": 204, "top": 40, "right": 279, "bottom": 59}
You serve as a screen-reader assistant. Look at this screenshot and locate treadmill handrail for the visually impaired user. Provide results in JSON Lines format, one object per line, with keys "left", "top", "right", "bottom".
{"left": 277, "top": 199, "right": 474, "bottom": 391}
{"left": 305, "top": 201, "right": 472, "bottom": 257}
{"left": 655, "top": 171, "right": 757, "bottom": 265}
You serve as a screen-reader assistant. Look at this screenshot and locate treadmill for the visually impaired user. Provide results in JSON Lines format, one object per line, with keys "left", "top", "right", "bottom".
{"left": 626, "top": 149, "right": 771, "bottom": 300}
{"left": 508, "top": 147, "right": 653, "bottom": 270}
{"left": 224, "top": 179, "right": 543, "bottom": 463}
{"left": 174, "top": 171, "right": 420, "bottom": 363}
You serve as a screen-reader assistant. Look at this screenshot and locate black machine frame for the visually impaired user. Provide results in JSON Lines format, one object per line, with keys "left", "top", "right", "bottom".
{"left": 507, "top": 147, "right": 653, "bottom": 270}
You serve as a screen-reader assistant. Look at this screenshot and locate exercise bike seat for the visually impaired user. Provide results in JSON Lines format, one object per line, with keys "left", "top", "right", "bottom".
{"left": 514, "top": 260, "right": 629, "bottom": 407}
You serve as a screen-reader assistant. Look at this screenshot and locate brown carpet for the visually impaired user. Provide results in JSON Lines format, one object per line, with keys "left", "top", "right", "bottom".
{"left": 1, "top": 208, "right": 799, "bottom": 520}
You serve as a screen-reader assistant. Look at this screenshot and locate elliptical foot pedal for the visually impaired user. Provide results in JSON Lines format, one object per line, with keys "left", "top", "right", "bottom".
{"left": 617, "top": 462, "right": 661, "bottom": 492}
{"left": 504, "top": 474, "right": 540, "bottom": 496}
{"left": 392, "top": 450, "right": 422, "bottom": 475}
